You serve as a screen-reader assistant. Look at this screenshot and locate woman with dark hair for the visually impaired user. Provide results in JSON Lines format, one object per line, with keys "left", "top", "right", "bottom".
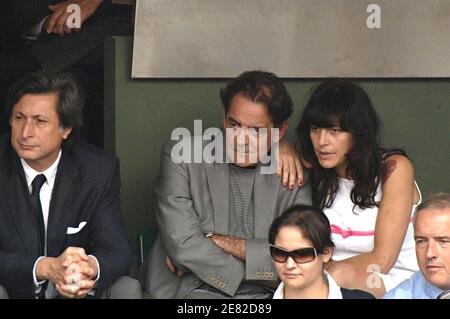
{"left": 294, "top": 79, "right": 421, "bottom": 297}
{"left": 269, "top": 205, "right": 373, "bottom": 299}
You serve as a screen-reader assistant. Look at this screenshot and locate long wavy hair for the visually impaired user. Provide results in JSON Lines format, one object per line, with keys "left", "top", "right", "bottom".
{"left": 296, "top": 79, "right": 405, "bottom": 211}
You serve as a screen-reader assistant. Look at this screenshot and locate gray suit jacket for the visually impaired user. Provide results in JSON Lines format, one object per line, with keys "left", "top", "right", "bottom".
{"left": 146, "top": 140, "right": 311, "bottom": 298}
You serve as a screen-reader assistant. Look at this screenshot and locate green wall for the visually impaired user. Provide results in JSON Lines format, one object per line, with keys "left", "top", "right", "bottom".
{"left": 105, "top": 37, "right": 450, "bottom": 253}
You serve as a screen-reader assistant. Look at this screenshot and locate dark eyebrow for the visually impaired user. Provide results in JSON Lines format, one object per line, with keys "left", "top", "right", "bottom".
{"left": 227, "top": 116, "right": 241, "bottom": 126}
{"left": 435, "top": 236, "right": 450, "bottom": 240}
{"left": 227, "top": 116, "right": 267, "bottom": 129}
{"left": 15, "top": 112, "right": 47, "bottom": 120}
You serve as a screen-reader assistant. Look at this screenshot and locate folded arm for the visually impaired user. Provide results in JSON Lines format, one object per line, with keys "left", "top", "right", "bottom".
{"left": 156, "top": 143, "right": 245, "bottom": 296}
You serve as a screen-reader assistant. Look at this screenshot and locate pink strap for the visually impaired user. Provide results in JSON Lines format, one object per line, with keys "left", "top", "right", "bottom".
{"left": 331, "top": 224, "right": 374, "bottom": 238}
{"left": 331, "top": 216, "right": 414, "bottom": 239}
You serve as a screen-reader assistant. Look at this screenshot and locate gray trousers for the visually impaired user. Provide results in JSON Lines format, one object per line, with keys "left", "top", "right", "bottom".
{"left": 184, "top": 284, "right": 273, "bottom": 299}
{"left": 0, "top": 276, "right": 142, "bottom": 299}
{"left": 100, "top": 276, "right": 143, "bottom": 299}
{"left": 185, "top": 289, "right": 273, "bottom": 299}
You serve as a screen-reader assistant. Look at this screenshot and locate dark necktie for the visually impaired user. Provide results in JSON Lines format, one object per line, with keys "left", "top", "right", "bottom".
{"left": 31, "top": 174, "right": 48, "bottom": 299}
{"left": 437, "top": 290, "right": 450, "bottom": 299}
{"left": 31, "top": 174, "right": 47, "bottom": 256}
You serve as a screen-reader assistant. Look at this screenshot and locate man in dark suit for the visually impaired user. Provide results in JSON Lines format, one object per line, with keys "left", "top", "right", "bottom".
{"left": 0, "top": 0, "right": 133, "bottom": 146}
{"left": 0, "top": 0, "right": 133, "bottom": 76}
{"left": 0, "top": 71, "right": 140, "bottom": 299}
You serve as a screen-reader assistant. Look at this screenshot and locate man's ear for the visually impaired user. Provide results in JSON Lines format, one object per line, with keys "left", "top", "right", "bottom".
{"left": 61, "top": 127, "right": 73, "bottom": 140}
{"left": 274, "top": 121, "right": 288, "bottom": 142}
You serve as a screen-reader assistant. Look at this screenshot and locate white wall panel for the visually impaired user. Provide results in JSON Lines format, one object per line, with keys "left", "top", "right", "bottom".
{"left": 132, "top": 0, "right": 450, "bottom": 78}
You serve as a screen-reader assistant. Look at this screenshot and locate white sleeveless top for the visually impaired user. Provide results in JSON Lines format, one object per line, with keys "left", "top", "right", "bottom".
{"left": 323, "top": 178, "right": 421, "bottom": 292}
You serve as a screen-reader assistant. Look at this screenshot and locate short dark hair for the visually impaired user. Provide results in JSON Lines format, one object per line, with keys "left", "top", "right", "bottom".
{"left": 268, "top": 205, "right": 334, "bottom": 254}
{"left": 220, "top": 70, "right": 293, "bottom": 127}
{"left": 6, "top": 71, "right": 84, "bottom": 131}
{"left": 415, "top": 193, "right": 450, "bottom": 220}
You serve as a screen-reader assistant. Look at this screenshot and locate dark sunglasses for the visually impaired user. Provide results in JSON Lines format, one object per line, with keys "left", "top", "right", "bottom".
{"left": 269, "top": 244, "right": 317, "bottom": 264}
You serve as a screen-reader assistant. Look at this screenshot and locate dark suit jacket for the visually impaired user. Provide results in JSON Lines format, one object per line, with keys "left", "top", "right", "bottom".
{"left": 0, "top": 0, "right": 131, "bottom": 69}
{"left": 341, "top": 288, "right": 375, "bottom": 299}
{"left": 5, "top": 0, "right": 117, "bottom": 33}
{"left": 0, "top": 133, "right": 132, "bottom": 299}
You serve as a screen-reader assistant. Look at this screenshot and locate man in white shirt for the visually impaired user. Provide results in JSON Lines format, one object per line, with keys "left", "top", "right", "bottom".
{"left": 384, "top": 193, "right": 450, "bottom": 299}
{"left": 0, "top": 71, "right": 140, "bottom": 299}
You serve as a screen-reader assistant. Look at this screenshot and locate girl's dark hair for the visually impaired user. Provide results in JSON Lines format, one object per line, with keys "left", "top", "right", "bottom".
{"left": 269, "top": 205, "right": 334, "bottom": 254}
{"left": 296, "top": 79, "right": 406, "bottom": 211}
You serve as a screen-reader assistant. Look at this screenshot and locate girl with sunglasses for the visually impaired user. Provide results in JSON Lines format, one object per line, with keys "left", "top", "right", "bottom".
{"left": 293, "top": 79, "right": 421, "bottom": 297}
{"left": 269, "top": 205, "right": 373, "bottom": 299}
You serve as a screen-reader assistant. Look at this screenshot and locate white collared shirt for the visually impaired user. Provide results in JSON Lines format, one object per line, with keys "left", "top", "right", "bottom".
{"left": 21, "top": 150, "right": 62, "bottom": 243}
{"left": 273, "top": 271, "right": 343, "bottom": 299}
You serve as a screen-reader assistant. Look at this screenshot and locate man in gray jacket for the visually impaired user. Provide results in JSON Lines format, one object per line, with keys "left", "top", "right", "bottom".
{"left": 146, "top": 71, "right": 312, "bottom": 299}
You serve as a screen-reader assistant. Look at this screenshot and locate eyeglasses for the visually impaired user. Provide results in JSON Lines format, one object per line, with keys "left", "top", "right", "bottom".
{"left": 269, "top": 244, "right": 317, "bottom": 264}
